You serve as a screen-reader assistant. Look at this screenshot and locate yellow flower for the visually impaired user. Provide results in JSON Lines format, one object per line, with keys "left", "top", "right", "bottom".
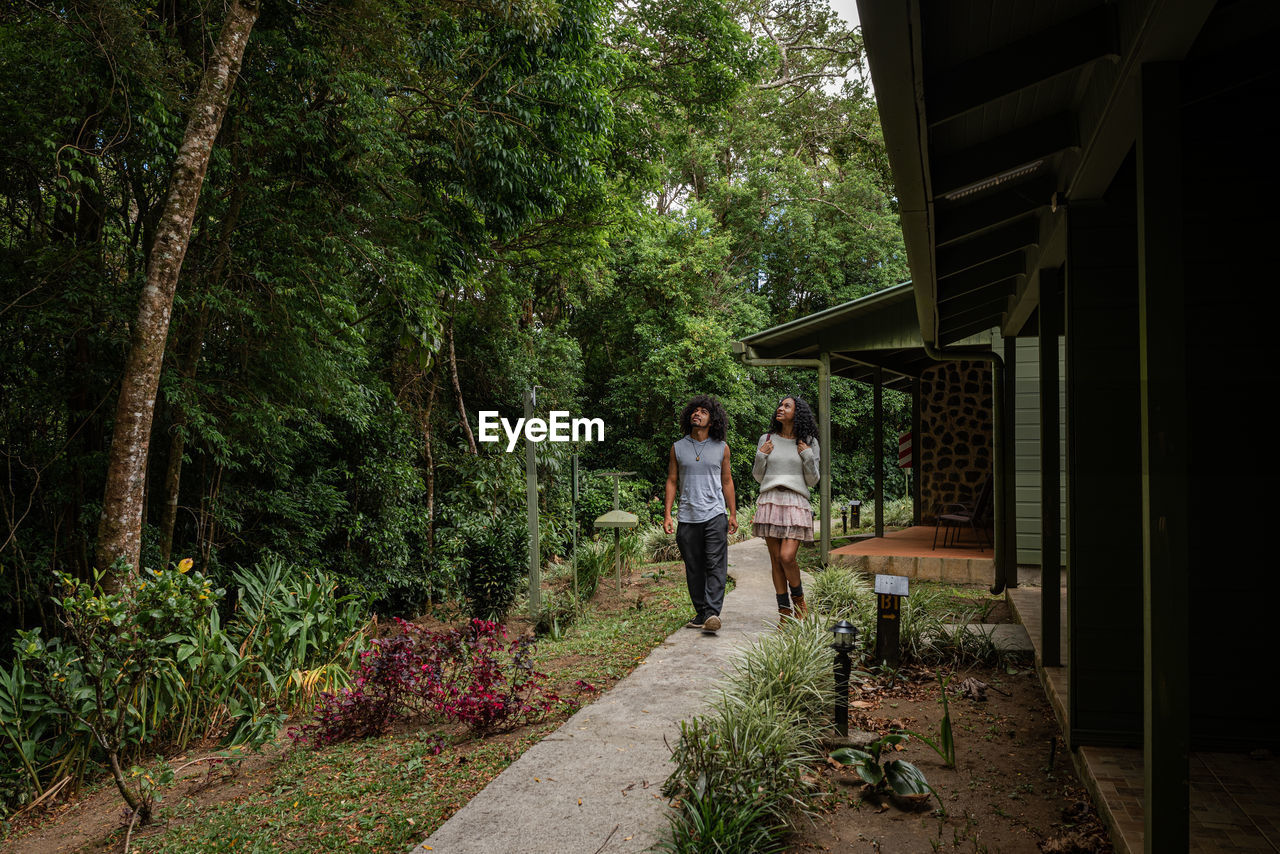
{"left": 177, "top": 558, "right": 194, "bottom": 574}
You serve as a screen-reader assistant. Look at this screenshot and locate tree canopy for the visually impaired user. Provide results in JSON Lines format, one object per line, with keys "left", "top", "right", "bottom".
{"left": 1, "top": 0, "right": 908, "bottom": 628}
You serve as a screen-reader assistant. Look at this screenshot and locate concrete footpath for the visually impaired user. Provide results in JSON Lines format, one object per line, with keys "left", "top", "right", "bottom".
{"left": 411, "top": 537, "right": 785, "bottom": 854}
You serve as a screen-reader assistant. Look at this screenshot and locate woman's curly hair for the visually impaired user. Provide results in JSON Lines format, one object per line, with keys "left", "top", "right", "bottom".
{"left": 769, "top": 395, "right": 818, "bottom": 444}
{"left": 679, "top": 395, "right": 728, "bottom": 441}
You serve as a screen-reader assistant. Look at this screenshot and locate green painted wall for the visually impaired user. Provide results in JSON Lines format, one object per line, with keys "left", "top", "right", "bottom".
{"left": 1014, "top": 337, "right": 1066, "bottom": 566}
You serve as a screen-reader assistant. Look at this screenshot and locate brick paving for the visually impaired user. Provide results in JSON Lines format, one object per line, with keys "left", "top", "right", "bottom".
{"left": 1007, "top": 582, "right": 1280, "bottom": 854}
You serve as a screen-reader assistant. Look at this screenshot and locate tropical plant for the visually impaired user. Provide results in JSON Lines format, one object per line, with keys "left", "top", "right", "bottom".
{"left": 903, "top": 671, "right": 957, "bottom": 769}
{"left": 830, "top": 732, "right": 937, "bottom": 810}
{"left": 292, "top": 618, "right": 561, "bottom": 745}
{"left": 2, "top": 556, "right": 368, "bottom": 819}
{"left": 14, "top": 561, "right": 229, "bottom": 823}
{"left": 898, "top": 588, "right": 1000, "bottom": 667}
{"left": 640, "top": 524, "right": 682, "bottom": 563}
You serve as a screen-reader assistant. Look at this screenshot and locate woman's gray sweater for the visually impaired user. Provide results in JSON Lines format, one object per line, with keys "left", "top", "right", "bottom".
{"left": 752, "top": 433, "right": 820, "bottom": 496}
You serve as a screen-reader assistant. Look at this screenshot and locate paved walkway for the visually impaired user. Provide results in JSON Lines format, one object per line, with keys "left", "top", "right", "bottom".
{"left": 411, "top": 537, "right": 785, "bottom": 854}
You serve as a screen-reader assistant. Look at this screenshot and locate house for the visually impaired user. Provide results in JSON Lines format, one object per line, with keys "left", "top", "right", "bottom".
{"left": 740, "top": 1, "right": 1278, "bottom": 850}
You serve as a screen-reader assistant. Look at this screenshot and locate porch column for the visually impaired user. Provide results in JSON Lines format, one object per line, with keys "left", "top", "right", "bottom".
{"left": 873, "top": 367, "right": 884, "bottom": 537}
{"left": 1137, "top": 62, "right": 1189, "bottom": 854}
{"left": 1001, "top": 335, "right": 1017, "bottom": 588}
{"left": 912, "top": 376, "right": 922, "bottom": 525}
{"left": 819, "top": 352, "right": 832, "bottom": 564}
{"left": 1039, "top": 267, "right": 1061, "bottom": 667}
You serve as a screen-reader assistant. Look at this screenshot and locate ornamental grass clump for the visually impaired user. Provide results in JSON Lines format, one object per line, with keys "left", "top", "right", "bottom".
{"left": 662, "top": 619, "right": 835, "bottom": 853}
{"left": 293, "top": 618, "right": 560, "bottom": 746}
{"left": 899, "top": 588, "right": 999, "bottom": 667}
{"left": 721, "top": 617, "right": 836, "bottom": 726}
{"left": 808, "top": 566, "right": 875, "bottom": 637}
{"left": 640, "top": 524, "right": 681, "bottom": 563}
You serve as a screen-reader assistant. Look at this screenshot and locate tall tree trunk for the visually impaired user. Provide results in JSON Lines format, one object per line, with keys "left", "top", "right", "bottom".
{"left": 447, "top": 324, "right": 478, "bottom": 454}
{"left": 95, "top": 0, "right": 259, "bottom": 574}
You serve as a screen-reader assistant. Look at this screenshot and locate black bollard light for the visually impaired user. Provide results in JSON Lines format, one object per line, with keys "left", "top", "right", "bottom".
{"left": 829, "top": 620, "right": 858, "bottom": 737}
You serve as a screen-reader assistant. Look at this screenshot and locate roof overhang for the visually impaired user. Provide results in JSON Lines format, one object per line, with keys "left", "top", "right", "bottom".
{"left": 736, "top": 283, "right": 992, "bottom": 391}
{"left": 857, "top": 0, "right": 1217, "bottom": 345}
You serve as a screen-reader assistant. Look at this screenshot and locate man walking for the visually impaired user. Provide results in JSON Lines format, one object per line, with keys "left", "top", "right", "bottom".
{"left": 664, "top": 395, "right": 737, "bottom": 634}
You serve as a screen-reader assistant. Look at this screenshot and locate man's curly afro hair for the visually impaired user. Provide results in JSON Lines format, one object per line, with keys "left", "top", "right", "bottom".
{"left": 679, "top": 395, "right": 729, "bottom": 441}
{"left": 768, "top": 395, "right": 818, "bottom": 444}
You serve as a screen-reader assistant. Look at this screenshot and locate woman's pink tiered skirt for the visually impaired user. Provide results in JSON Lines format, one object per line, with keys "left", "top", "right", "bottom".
{"left": 752, "top": 487, "right": 814, "bottom": 541}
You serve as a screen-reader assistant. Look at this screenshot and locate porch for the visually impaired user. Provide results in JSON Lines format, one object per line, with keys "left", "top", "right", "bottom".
{"left": 1007, "top": 582, "right": 1280, "bottom": 853}
{"left": 828, "top": 524, "right": 993, "bottom": 585}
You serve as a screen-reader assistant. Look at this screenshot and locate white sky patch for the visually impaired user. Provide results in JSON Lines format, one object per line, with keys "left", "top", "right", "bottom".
{"left": 827, "top": 0, "right": 860, "bottom": 28}
{"left": 824, "top": 0, "right": 870, "bottom": 96}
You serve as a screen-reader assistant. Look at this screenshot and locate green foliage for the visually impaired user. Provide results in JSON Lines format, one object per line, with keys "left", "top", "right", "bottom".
{"left": 898, "top": 588, "right": 1000, "bottom": 667}
{"left": 663, "top": 617, "right": 835, "bottom": 851}
{"left": 640, "top": 524, "right": 682, "bottom": 563}
{"left": 14, "top": 562, "right": 231, "bottom": 821}
{"left": 571, "top": 537, "right": 614, "bottom": 602}
{"left": 810, "top": 568, "right": 1002, "bottom": 667}
{"left": 720, "top": 618, "right": 836, "bottom": 726}
{"left": 3, "top": 558, "right": 365, "bottom": 818}
{"left": 809, "top": 565, "right": 876, "bottom": 639}
{"left": 830, "top": 733, "right": 937, "bottom": 810}
{"left": 2, "top": 0, "right": 910, "bottom": 724}
{"left": 903, "top": 672, "right": 957, "bottom": 769}
{"left": 660, "top": 788, "right": 788, "bottom": 854}
{"left": 460, "top": 518, "right": 528, "bottom": 622}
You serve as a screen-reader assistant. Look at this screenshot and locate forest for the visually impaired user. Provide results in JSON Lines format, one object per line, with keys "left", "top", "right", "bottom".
{"left": 0, "top": 0, "right": 910, "bottom": 632}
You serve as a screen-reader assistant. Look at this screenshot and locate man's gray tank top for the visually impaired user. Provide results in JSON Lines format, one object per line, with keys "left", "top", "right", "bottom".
{"left": 674, "top": 436, "right": 727, "bottom": 523}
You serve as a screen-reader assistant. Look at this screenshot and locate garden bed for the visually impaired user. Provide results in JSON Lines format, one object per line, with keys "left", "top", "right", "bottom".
{"left": 1, "top": 563, "right": 692, "bottom": 854}
{"left": 794, "top": 663, "right": 1112, "bottom": 853}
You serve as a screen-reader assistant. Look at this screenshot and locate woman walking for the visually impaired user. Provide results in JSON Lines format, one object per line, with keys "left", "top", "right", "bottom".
{"left": 752, "top": 395, "right": 820, "bottom": 619}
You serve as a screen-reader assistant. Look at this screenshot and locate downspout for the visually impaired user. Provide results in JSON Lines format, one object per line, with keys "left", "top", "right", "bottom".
{"left": 730, "top": 345, "right": 832, "bottom": 566}
{"left": 921, "top": 337, "right": 1009, "bottom": 595}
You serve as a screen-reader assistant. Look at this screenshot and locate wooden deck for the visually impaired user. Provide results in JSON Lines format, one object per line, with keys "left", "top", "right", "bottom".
{"left": 828, "top": 524, "right": 995, "bottom": 585}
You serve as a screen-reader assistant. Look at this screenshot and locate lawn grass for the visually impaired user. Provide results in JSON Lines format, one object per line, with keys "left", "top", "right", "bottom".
{"left": 118, "top": 564, "right": 693, "bottom": 854}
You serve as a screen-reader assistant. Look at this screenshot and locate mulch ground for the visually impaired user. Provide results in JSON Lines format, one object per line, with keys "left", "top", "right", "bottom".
{"left": 791, "top": 662, "right": 1113, "bottom": 853}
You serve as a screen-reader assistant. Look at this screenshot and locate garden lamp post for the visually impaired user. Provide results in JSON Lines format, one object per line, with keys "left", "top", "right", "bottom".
{"left": 593, "top": 472, "right": 637, "bottom": 592}
{"left": 829, "top": 620, "right": 858, "bottom": 737}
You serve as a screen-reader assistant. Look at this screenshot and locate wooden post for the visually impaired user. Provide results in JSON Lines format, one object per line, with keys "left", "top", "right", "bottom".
{"left": 1137, "top": 62, "right": 1190, "bottom": 854}
{"left": 912, "top": 377, "right": 922, "bottom": 525}
{"left": 1002, "top": 335, "right": 1018, "bottom": 587}
{"left": 875, "top": 592, "right": 901, "bottom": 667}
{"left": 874, "top": 367, "right": 884, "bottom": 538}
{"left": 991, "top": 350, "right": 1006, "bottom": 589}
{"left": 526, "top": 389, "right": 541, "bottom": 615}
{"left": 819, "top": 352, "right": 832, "bottom": 564}
{"left": 1040, "top": 268, "right": 1061, "bottom": 667}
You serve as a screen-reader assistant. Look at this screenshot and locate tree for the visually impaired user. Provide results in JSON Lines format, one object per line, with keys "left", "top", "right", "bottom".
{"left": 95, "top": 0, "right": 260, "bottom": 573}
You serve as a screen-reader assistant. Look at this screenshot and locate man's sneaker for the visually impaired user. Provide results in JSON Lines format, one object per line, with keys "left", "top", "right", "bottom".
{"left": 685, "top": 618, "right": 705, "bottom": 629}
{"left": 702, "top": 615, "right": 722, "bottom": 633}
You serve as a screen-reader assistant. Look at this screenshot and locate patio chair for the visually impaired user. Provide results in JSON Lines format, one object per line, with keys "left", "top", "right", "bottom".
{"left": 932, "top": 475, "right": 993, "bottom": 551}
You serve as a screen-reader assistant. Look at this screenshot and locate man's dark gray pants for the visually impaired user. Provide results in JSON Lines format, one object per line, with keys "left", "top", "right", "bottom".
{"left": 676, "top": 514, "right": 728, "bottom": 620}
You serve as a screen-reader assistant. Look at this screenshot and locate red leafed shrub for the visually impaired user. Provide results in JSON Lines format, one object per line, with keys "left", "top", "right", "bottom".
{"left": 292, "top": 618, "right": 561, "bottom": 746}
